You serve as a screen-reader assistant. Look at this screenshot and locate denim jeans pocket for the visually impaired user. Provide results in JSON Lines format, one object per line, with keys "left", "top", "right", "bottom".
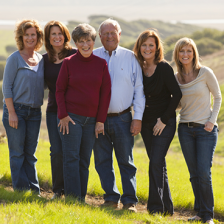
{"left": 119, "top": 112, "right": 132, "bottom": 123}
{"left": 13, "top": 104, "right": 22, "bottom": 111}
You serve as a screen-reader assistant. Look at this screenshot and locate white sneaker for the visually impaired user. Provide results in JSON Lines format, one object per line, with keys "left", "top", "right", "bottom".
{"left": 206, "top": 219, "right": 214, "bottom": 224}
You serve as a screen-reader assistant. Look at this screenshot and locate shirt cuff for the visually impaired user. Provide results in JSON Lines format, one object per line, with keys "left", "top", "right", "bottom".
{"left": 133, "top": 112, "right": 143, "bottom": 120}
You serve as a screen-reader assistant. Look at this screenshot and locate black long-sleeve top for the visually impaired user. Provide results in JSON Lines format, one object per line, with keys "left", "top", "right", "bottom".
{"left": 142, "top": 61, "right": 182, "bottom": 124}
{"left": 43, "top": 48, "right": 77, "bottom": 112}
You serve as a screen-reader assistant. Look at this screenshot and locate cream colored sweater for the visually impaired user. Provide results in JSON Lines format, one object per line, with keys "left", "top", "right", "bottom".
{"left": 176, "top": 66, "right": 222, "bottom": 125}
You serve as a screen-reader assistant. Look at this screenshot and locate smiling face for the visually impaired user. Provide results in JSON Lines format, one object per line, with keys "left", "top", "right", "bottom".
{"left": 178, "top": 44, "right": 194, "bottom": 66}
{"left": 75, "top": 36, "right": 94, "bottom": 58}
{"left": 99, "top": 23, "right": 121, "bottom": 55}
{"left": 140, "top": 37, "right": 157, "bottom": 61}
{"left": 49, "top": 26, "right": 65, "bottom": 50}
{"left": 22, "top": 27, "right": 37, "bottom": 50}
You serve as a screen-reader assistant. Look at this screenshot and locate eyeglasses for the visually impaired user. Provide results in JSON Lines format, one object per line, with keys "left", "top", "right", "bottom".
{"left": 101, "top": 32, "right": 118, "bottom": 37}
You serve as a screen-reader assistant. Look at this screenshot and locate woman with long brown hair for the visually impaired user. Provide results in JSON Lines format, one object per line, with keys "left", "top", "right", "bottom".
{"left": 133, "top": 30, "right": 182, "bottom": 215}
{"left": 43, "top": 21, "right": 77, "bottom": 199}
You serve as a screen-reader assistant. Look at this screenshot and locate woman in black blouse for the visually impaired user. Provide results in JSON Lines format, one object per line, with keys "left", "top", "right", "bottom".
{"left": 43, "top": 21, "right": 77, "bottom": 199}
{"left": 133, "top": 30, "right": 182, "bottom": 215}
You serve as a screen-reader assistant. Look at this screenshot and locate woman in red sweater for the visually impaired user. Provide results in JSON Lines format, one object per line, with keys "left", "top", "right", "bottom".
{"left": 56, "top": 23, "right": 111, "bottom": 201}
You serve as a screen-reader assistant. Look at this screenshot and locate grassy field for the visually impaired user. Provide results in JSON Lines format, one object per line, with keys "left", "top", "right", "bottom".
{"left": 0, "top": 138, "right": 224, "bottom": 223}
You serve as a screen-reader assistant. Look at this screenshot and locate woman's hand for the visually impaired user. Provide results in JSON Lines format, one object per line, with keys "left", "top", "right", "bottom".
{"left": 204, "top": 121, "right": 214, "bottom": 132}
{"left": 58, "top": 116, "right": 75, "bottom": 135}
{"left": 95, "top": 122, "right": 104, "bottom": 138}
{"left": 9, "top": 111, "right": 18, "bottom": 129}
{"left": 153, "top": 118, "right": 166, "bottom": 136}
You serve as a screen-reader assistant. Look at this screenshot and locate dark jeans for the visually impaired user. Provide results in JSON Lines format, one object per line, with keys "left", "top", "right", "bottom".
{"left": 94, "top": 111, "right": 138, "bottom": 205}
{"left": 141, "top": 117, "right": 176, "bottom": 214}
{"left": 46, "top": 112, "right": 64, "bottom": 195}
{"left": 58, "top": 113, "right": 96, "bottom": 200}
{"left": 178, "top": 123, "right": 217, "bottom": 222}
{"left": 2, "top": 103, "right": 41, "bottom": 193}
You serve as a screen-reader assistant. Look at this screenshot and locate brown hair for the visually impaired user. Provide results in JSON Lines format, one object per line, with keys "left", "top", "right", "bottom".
{"left": 72, "top": 23, "right": 96, "bottom": 43}
{"left": 173, "top": 37, "right": 201, "bottom": 82}
{"left": 44, "top": 20, "right": 72, "bottom": 63}
{"left": 15, "top": 19, "right": 43, "bottom": 51}
{"left": 133, "top": 29, "right": 164, "bottom": 68}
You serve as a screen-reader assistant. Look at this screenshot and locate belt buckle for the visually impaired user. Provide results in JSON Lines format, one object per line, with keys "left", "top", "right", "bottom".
{"left": 188, "top": 122, "right": 193, "bottom": 128}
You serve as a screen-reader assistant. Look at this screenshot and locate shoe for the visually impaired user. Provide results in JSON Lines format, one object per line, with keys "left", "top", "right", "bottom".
{"left": 51, "top": 193, "right": 61, "bottom": 200}
{"left": 100, "top": 201, "right": 119, "bottom": 208}
{"left": 188, "top": 215, "right": 202, "bottom": 222}
{"left": 123, "top": 203, "right": 137, "bottom": 213}
{"left": 205, "top": 219, "right": 214, "bottom": 224}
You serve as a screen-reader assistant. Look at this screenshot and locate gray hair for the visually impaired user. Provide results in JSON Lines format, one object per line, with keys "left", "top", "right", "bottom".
{"left": 98, "top": 18, "right": 122, "bottom": 34}
{"left": 72, "top": 23, "right": 96, "bottom": 43}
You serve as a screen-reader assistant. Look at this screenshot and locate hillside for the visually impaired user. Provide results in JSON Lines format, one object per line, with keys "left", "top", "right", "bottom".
{"left": 201, "top": 49, "right": 224, "bottom": 84}
{"left": 67, "top": 15, "right": 203, "bottom": 48}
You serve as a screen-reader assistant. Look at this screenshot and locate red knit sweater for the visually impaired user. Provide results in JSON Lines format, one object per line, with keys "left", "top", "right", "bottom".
{"left": 56, "top": 51, "right": 111, "bottom": 122}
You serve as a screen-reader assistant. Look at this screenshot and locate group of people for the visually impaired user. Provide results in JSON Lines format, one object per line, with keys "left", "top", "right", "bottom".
{"left": 2, "top": 18, "right": 221, "bottom": 224}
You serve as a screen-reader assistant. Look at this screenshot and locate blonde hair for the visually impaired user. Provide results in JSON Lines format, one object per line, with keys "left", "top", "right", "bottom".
{"left": 173, "top": 37, "right": 201, "bottom": 82}
{"left": 15, "top": 19, "right": 43, "bottom": 51}
{"left": 44, "top": 20, "right": 72, "bottom": 63}
{"left": 133, "top": 29, "right": 164, "bottom": 68}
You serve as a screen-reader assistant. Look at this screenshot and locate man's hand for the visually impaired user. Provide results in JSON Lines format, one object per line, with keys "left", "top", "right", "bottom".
{"left": 58, "top": 116, "right": 75, "bottom": 135}
{"left": 130, "top": 119, "right": 142, "bottom": 136}
{"left": 95, "top": 122, "right": 105, "bottom": 138}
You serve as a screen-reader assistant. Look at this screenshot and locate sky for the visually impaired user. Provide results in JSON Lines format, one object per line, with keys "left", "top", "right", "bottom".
{"left": 1, "top": 0, "right": 224, "bottom": 23}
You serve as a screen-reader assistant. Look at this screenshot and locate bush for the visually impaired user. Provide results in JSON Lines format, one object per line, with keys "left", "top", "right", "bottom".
{"left": 195, "top": 38, "right": 222, "bottom": 56}
{"left": 5, "top": 45, "right": 17, "bottom": 55}
{"left": 0, "top": 61, "right": 6, "bottom": 81}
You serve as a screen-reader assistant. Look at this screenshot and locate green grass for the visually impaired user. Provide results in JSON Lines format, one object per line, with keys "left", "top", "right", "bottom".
{"left": 0, "top": 139, "right": 224, "bottom": 223}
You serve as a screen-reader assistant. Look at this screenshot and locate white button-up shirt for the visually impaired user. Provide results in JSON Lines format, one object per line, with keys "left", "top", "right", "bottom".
{"left": 94, "top": 46, "right": 145, "bottom": 120}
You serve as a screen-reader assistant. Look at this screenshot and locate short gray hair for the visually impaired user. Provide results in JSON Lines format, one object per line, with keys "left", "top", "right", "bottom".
{"left": 98, "top": 18, "right": 122, "bottom": 34}
{"left": 72, "top": 23, "right": 96, "bottom": 43}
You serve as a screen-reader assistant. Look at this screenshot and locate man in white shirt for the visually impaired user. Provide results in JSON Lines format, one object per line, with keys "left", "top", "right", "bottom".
{"left": 93, "top": 18, "right": 145, "bottom": 212}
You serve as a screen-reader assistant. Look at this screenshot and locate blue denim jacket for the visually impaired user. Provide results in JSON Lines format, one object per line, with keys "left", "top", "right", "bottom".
{"left": 2, "top": 50, "right": 44, "bottom": 108}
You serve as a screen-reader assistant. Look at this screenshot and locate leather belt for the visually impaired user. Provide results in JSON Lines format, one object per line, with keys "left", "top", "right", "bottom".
{"left": 107, "top": 107, "right": 131, "bottom": 117}
{"left": 181, "top": 122, "right": 204, "bottom": 128}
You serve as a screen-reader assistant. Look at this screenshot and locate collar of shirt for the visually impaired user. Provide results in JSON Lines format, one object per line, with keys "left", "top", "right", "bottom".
{"left": 102, "top": 45, "right": 121, "bottom": 57}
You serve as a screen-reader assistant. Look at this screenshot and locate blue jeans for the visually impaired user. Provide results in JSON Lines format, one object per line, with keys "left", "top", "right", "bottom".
{"left": 46, "top": 112, "right": 64, "bottom": 195}
{"left": 58, "top": 113, "right": 96, "bottom": 200}
{"left": 141, "top": 117, "right": 176, "bottom": 215}
{"left": 93, "top": 111, "right": 138, "bottom": 205}
{"left": 178, "top": 123, "right": 217, "bottom": 222}
{"left": 2, "top": 103, "right": 41, "bottom": 193}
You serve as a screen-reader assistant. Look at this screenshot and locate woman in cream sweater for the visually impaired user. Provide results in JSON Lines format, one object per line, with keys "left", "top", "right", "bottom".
{"left": 173, "top": 37, "right": 222, "bottom": 224}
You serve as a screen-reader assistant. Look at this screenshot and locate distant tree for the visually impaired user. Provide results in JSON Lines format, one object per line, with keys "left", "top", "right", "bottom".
{"left": 165, "top": 34, "right": 188, "bottom": 47}
{"left": 5, "top": 45, "right": 17, "bottom": 54}
{"left": 0, "top": 61, "right": 6, "bottom": 80}
{"left": 195, "top": 38, "right": 222, "bottom": 56}
{"left": 0, "top": 55, "right": 6, "bottom": 61}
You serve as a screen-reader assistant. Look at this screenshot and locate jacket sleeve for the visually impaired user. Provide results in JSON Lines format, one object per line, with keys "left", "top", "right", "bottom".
{"left": 2, "top": 54, "right": 18, "bottom": 99}
{"left": 96, "top": 61, "right": 111, "bottom": 123}
{"left": 160, "top": 63, "right": 182, "bottom": 124}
